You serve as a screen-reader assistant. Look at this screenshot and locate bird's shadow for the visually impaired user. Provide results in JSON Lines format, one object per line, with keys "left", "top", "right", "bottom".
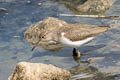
{"left": 29, "top": 44, "right": 106, "bottom": 60}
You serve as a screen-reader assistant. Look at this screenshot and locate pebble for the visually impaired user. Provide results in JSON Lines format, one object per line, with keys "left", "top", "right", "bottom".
{"left": 26, "top": 0, "right": 31, "bottom": 4}
{"left": 38, "top": 3, "right": 42, "bottom": 6}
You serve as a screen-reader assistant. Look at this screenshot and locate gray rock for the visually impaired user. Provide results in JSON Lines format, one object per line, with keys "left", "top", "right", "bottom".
{"left": 8, "top": 62, "right": 71, "bottom": 80}
{"left": 59, "top": 0, "right": 115, "bottom": 14}
{"left": 69, "top": 65, "right": 117, "bottom": 80}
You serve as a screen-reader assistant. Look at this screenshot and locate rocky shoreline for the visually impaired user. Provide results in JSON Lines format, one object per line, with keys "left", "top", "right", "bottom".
{"left": 9, "top": 62, "right": 117, "bottom": 80}
{"left": 57, "top": 0, "right": 115, "bottom": 14}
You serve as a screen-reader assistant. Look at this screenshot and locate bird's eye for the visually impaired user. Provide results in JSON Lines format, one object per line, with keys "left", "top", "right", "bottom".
{"left": 42, "top": 36, "right": 44, "bottom": 38}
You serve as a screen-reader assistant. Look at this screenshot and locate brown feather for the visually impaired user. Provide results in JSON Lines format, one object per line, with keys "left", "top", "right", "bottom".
{"left": 56, "top": 24, "right": 109, "bottom": 41}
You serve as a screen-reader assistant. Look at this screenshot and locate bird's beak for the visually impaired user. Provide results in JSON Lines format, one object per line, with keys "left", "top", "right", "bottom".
{"left": 31, "top": 46, "right": 36, "bottom": 51}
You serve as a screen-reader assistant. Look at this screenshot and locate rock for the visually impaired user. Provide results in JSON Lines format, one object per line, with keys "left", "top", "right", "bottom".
{"left": 26, "top": 1, "right": 32, "bottom": 4}
{"left": 58, "top": 0, "right": 115, "bottom": 14}
{"left": 0, "top": 8, "right": 7, "bottom": 13}
{"left": 69, "top": 65, "right": 117, "bottom": 80}
{"left": 38, "top": 3, "right": 42, "bottom": 6}
{"left": 8, "top": 62, "right": 71, "bottom": 80}
{"left": 77, "top": 0, "right": 115, "bottom": 14}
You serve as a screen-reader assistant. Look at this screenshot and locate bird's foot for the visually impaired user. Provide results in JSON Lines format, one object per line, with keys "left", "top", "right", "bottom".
{"left": 72, "top": 48, "right": 83, "bottom": 58}
{"left": 72, "top": 48, "right": 81, "bottom": 64}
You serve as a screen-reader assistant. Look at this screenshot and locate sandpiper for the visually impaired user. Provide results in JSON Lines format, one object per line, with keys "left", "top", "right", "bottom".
{"left": 40, "top": 24, "right": 109, "bottom": 56}
{"left": 25, "top": 17, "right": 116, "bottom": 58}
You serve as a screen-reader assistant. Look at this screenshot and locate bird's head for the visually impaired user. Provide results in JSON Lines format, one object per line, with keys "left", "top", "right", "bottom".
{"left": 24, "top": 30, "right": 52, "bottom": 44}
{"left": 39, "top": 32, "right": 54, "bottom": 42}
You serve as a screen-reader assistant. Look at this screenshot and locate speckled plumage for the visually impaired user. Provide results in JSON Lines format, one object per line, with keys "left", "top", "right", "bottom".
{"left": 54, "top": 24, "right": 109, "bottom": 42}
{"left": 24, "top": 17, "right": 111, "bottom": 51}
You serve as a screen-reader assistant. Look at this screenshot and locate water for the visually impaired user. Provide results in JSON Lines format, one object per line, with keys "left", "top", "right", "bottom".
{"left": 0, "top": 0, "right": 120, "bottom": 80}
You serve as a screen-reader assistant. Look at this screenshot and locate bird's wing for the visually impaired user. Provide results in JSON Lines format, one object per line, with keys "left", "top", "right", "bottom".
{"left": 58, "top": 24, "right": 109, "bottom": 41}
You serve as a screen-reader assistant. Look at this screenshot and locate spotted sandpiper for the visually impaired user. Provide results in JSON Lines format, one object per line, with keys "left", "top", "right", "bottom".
{"left": 52, "top": 24, "right": 109, "bottom": 58}
{"left": 25, "top": 17, "right": 115, "bottom": 58}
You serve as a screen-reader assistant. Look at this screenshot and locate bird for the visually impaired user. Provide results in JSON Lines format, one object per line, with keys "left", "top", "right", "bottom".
{"left": 25, "top": 17, "right": 116, "bottom": 58}
{"left": 45, "top": 24, "right": 109, "bottom": 58}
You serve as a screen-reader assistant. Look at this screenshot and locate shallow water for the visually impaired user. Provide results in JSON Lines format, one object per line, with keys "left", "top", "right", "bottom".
{"left": 0, "top": 0, "right": 120, "bottom": 80}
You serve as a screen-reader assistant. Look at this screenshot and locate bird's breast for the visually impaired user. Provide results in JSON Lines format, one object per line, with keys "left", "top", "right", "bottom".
{"left": 60, "top": 34, "right": 94, "bottom": 48}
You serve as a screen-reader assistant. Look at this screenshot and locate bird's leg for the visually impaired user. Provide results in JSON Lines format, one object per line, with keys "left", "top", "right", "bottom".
{"left": 72, "top": 48, "right": 89, "bottom": 64}
{"left": 72, "top": 48, "right": 81, "bottom": 58}
{"left": 72, "top": 48, "right": 81, "bottom": 64}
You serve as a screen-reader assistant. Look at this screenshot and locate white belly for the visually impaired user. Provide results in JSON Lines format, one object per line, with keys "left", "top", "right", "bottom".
{"left": 60, "top": 33, "right": 94, "bottom": 48}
